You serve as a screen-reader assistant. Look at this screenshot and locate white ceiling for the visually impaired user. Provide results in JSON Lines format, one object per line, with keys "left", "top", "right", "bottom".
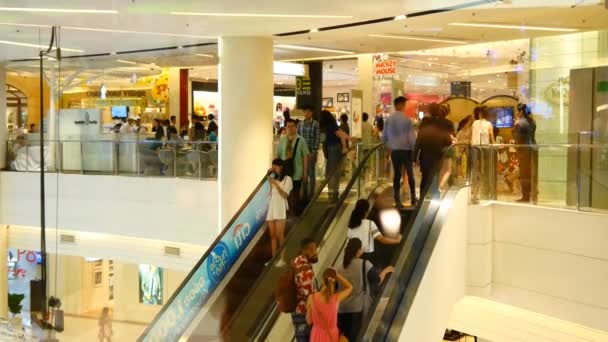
{"left": 0, "top": 1, "right": 606, "bottom": 62}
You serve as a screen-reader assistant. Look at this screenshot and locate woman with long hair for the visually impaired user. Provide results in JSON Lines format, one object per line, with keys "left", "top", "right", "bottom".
{"left": 320, "top": 110, "right": 350, "bottom": 201}
{"left": 337, "top": 238, "right": 394, "bottom": 341}
{"left": 514, "top": 103, "right": 537, "bottom": 202}
{"left": 347, "top": 199, "right": 402, "bottom": 260}
{"left": 266, "top": 158, "right": 292, "bottom": 257}
{"left": 306, "top": 268, "right": 352, "bottom": 342}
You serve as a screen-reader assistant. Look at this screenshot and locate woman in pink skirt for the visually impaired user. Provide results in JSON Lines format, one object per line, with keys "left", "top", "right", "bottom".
{"left": 307, "top": 268, "right": 352, "bottom": 342}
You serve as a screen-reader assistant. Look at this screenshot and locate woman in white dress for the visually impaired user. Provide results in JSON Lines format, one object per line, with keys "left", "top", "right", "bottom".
{"left": 267, "top": 158, "right": 293, "bottom": 256}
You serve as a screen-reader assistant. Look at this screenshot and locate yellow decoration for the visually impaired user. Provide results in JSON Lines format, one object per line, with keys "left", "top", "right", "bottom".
{"left": 150, "top": 68, "right": 169, "bottom": 106}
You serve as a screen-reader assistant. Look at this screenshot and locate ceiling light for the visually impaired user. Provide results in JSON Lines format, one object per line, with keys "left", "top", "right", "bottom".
{"left": 117, "top": 59, "right": 137, "bottom": 65}
{"left": 310, "top": 28, "right": 319, "bottom": 33}
{"left": 62, "top": 26, "right": 215, "bottom": 39}
{"left": 275, "top": 44, "right": 354, "bottom": 54}
{"left": 0, "top": 39, "right": 84, "bottom": 52}
{"left": 0, "top": 22, "right": 50, "bottom": 28}
{"left": 170, "top": 12, "right": 351, "bottom": 19}
{"left": 0, "top": 7, "right": 117, "bottom": 14}
{"left": 196, "top": 54, "right": 214, "bottom": 58}
{"left": 394, "top": 15, "right": 407, "bottom": 21}
{"left": 448, "top": 22, "right": 578, "bottom": 32}
{"left": 369, "top": 34, "right": 467, "bottom": 44}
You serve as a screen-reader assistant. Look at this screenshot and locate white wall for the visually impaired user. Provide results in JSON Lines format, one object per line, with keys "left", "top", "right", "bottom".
{"left": 0, "top": 172, "right": 218, "bottom": 246}
{"left": 462, "top": 202, "right": 608, "bottom": 336}
{"left": 398, "top": 188, "right": 469, "bottom": 342}
{"left": 112, "top": 261, "right": 187, "bottom": 323}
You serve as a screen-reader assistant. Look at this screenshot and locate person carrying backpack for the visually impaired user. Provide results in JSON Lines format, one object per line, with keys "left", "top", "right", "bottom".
{"left": 283, "top": 238, "right": 318, "bottom": 342}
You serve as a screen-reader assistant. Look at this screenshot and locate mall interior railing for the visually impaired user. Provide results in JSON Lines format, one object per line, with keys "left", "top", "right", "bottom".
{"left": 462, "top": 143, "right": 608, "bottom": 213}
{"left": 5, "top": 138, "right": 218, "bottom": 180}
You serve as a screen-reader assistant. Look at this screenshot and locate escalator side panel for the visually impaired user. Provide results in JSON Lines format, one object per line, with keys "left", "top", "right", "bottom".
{"left": 140, "top": 181, "right": 271, "bottom": 342}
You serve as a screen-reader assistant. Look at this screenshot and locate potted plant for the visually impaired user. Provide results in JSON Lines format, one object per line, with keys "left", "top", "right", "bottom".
{"left": 8, "top": 293, "right": 25, "bottom": 328}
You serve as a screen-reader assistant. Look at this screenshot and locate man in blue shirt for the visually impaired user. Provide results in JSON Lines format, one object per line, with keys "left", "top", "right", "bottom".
{"left": 383, "top": 96, "right": 417, "bottom": 208}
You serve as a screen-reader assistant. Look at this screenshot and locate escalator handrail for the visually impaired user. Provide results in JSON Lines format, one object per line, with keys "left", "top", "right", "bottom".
{"left": 138, "top": 175, "right": 269, "bottom": 340}
{"left": 140, "top": 144, "right": 359, "bottom": 341}
{"left": 252, "top": 143, "right": 385, "bottom": 340}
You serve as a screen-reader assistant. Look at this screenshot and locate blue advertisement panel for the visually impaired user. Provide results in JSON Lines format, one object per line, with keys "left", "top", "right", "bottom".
{"left": 141, "top": 181, "right": 271, "bottom": 342}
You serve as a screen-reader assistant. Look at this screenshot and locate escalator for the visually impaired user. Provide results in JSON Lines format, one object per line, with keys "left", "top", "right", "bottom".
{"left": 139, "top": 144, "right": 386, "bottom": 342}
{"left": 255, "top": 144, "right": 470, "bottom": 342}
{"left": 140, "top": 143, "right": 468, "bottom": 342}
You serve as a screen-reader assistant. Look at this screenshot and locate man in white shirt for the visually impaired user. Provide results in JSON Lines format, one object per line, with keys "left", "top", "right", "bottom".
{"left": 120, "top": 118, "right": 137, "bottom": 134}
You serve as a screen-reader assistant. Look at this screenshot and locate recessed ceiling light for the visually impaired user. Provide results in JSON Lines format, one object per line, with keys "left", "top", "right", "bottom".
{"left": 196, "top": 54, "right": 214, "bottom": 58}
{"left": 369, "top": 34, "right": 467, "bottom": 44}
{"left": 0, "top": 7, "right": 117, "bottom": 14}
{"left": 170, "top": 12, "right": 351, "bottom": 19}
{"left": 62, "top": 26, "right": 215, "bottom": 39}
{"left": 394, "top": 15, "right": 407, "bottom": 21}
{"left": 117, "top": 59, "right": 137, "bottom": 65}
{"left": 310, "top": 28, "right": 319, "bottom": 33}
{"left": 448, "top": 22, "right": 578, "bottom": 32}
{"left": 275, "top": 44, "right": 354, "bottom": 54}
{"left": 0, "top": 39, "right": 83, "bottom": 52}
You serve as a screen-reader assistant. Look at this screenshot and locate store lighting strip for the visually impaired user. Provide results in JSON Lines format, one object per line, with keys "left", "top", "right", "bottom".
{"left": 448, "top": 22, "right": 579, "bottom": 32}
{"left": 0, "top": 22, "right": 215, "bottom": 39}
{"left": 62, "top": 26, "right": 215, "bottom": 39}
{"left": 0, "top": 39, "right": 84, "bottom": 52}
{"left": 275, "top": 44, "right": 354, "bottom": 54}
{"left": 116, "top": 59, "right": 137, "bottom": 65}
{"left": 369, "top": 34, "right": 468, "bottom": 44}
{"left": 170, "top": 12, "right": 352, "bottom": 19}
{"left": 0, "top": 7, "right": 117, "bottom": 14}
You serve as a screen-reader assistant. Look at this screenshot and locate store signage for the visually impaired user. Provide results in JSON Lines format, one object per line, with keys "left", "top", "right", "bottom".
{"left": 296, "top": 76, "right": 312, "bottom": 96}
{"left": 544, "top": 77, "right": 569, "bottom": 106}
{"left": 373, "top": 54, "right": 397, "bottom": 81}
{"left": 86, "top": 89, "right": 148, "bottom": 98}
{"left": 141, "top": 181, "right": 271, "bottom": 342}
{"left": 274, "top": 61, "right": 305, "bottom": 76}
{"left": 451, "top": 81, "right": 471, "bottom": 98}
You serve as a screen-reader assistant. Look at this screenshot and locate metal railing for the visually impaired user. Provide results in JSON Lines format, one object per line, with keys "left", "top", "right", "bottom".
{"left": 5, "top": 138, "right": 218, "bottom": 180}
{"left": 459, "top": 142, "right": 608, "bottom": 213}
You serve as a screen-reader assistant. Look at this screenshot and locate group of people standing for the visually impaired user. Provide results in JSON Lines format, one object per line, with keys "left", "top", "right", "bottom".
{"left": 382, "top": 95, "right": 538, "bottom": 207}
{"left": 266, "top": 105, "right": 353, "bottom": 257}
{"left": 287, "top": 198, "right": 402, "bottom": 342}
{"left": 455, "top": 103, "right": 537, "bottom": 203}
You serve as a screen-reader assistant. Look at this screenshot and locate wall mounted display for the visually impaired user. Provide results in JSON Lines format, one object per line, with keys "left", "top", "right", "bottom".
{"left": 322, "top": 97, "right": 334, "bottom": 108}
{"left": 337, "top": 93, "right": 350, "bottom": 103}
{"left": 139, "top": 264, "right": 163, "bottom": 305}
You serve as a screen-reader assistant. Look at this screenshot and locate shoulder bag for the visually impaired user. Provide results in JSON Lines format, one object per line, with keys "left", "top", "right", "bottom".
{"left": 361, "top": 259, "right": 373, "bottom": 319}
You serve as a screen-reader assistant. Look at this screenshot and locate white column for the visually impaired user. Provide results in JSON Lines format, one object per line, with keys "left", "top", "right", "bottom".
{"left": 358, "top": 54, "right": 374, "bottom": 117}
{"left": 218, "top": 37, "right": 274, "bottom": 228}
{"left": 0, "top": 225, "right": 8, "bottom": 319}
{"left": 47, "top": 72, "right": 57, "bottom": 170}
{"left": 168, "top": 67, "right": 181, "bottom": 127}
{"left": 0, "top": 64, "right": 7, "bottom": 169}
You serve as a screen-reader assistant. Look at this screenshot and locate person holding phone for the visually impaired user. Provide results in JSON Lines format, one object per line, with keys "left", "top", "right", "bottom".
{"left": 266, "top": 159, "right": 292, "bottom": 257}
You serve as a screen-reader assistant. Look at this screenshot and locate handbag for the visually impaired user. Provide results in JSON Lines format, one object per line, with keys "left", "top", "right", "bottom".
{"left": 361, "top": 259, "right": 373, "bottom": 318}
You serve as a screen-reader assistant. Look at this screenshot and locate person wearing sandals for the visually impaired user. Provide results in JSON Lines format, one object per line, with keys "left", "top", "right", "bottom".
{"left": 337, "top": 238, "right": 395, "bottom": 341}
{"left": 307, "top": 268, "right": 352, "bottom": 342}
